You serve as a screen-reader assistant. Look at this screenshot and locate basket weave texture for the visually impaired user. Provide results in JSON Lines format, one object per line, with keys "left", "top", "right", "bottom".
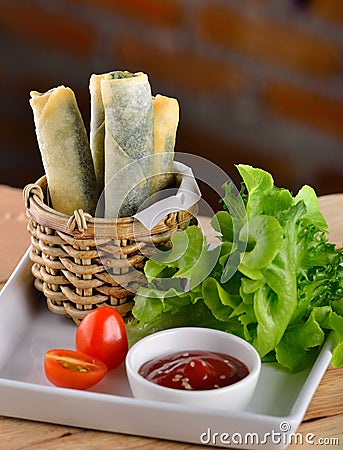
{"left": 23, "top": 176, "right": 195, "bottom": 324}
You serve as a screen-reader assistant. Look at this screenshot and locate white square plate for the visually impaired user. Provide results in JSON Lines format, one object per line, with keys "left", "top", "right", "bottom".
{"left": 0, "top": 249, "right": 333, "bottom": 449}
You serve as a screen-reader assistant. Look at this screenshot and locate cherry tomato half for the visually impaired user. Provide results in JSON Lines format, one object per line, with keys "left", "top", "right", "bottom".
{"left": 76, "top": 306, "right": 128, "bottom": 370}
{"left": 44, "top": 349, "right": 107, "bottom": 390}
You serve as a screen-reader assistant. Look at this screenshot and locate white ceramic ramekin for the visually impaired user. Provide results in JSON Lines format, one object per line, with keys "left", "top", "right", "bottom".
{"left": 126, "top": 327, "right": 261, "bottom": 411}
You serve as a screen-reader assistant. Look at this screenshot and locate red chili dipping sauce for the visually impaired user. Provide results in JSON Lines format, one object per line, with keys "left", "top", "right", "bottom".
{"left": 138, "top": 350, "right": 249, "bottom": 391}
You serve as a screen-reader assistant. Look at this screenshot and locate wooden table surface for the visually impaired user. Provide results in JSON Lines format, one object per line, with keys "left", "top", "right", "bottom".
{"left": 0, "top": 184, "right": 342, "bottom": 450}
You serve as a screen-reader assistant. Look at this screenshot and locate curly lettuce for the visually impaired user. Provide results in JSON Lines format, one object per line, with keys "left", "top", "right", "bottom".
{"left": 127, "top": 165, "right": 343, "bottom": 372}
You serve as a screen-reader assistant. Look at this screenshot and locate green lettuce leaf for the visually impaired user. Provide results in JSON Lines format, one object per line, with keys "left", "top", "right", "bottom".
{"left": 275, "top": 311, "right": 325, "bottom": 372}
{"left": 128, "top": 164, "right": 343, "bottom": 373}
{"left": 239, "top": 215, "right": 284, "bottom": 270}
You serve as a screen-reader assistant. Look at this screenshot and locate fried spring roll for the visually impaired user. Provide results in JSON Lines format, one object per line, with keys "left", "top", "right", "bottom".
{"left": 30, "top": 86, "right": 98, "bottom": 216}
{"left": 151, "top": 94, "right": 179, "bottom": 193}
{"left": 89, "top": 74, "right": 105, "bottom": 194}
{"left": 101, "top": 71, "right": 154, "bottom": 218}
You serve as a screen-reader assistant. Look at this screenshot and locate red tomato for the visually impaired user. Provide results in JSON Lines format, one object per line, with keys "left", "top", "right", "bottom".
{"left": 44, "top": 349, "right": 107, "bottom": 390}
{"left": 76, "top": 306, "right": 128, "bottom": 370}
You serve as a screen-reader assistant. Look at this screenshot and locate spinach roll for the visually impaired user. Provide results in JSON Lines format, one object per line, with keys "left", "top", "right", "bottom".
{"left": 151, "top": 94, "right": 179, "bottom": 194}
{"left": 89, "top": 73, "right": 105, "bottom": 194}
{"left": 30, "top": 86, "right": 98, "bottom": 216}
{"left": 101, "top": 71, "right": 154, "bottom": 218}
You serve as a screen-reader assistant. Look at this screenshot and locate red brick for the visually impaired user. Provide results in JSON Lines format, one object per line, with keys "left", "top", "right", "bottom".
{"left": 199, "top": 6, "right": 341, "bottom": 77}
{"left": 0, "top": 3, "right": 95, "bottom": 56}
{"left": 263, "top": 80, "right": 343, "bottom": 140}
{"left": 177, "top": 125, "right": 297, "bottom": 199}
{"left": 243, "top": 0, "right": 273, "bottom": 4}
{"left": 310, "top": 0, "right": 343, "bottom": 25}
{"left": 115, "top": 36, "right": 246, "bottom": 94}
{"left": 0, "top": 111, "right": 34, "bottom": 148}
{"left": 0, "top": 111, "right": 43, "bottom": 186}
{"left": 315, "top": 164, "right": 343, "bottom": 196}
{"left": 70, "top": 0, "right": 183, "bottom": 27}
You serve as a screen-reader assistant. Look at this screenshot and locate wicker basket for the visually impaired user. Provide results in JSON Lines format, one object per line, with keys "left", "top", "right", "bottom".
{"left": 23, "top": 176, "right": 196, "bottom": 324}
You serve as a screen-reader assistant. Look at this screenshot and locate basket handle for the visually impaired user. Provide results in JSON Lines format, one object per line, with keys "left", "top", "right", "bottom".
{"left": 23, "top": 182, "right": 45, "bottom": 208}
{"left": 24, "top": 181, "right": 92, "bottom": 235}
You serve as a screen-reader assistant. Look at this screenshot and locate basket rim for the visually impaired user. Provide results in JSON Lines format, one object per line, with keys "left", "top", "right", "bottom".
{"left": 24, "top": 175, "right": 196, "bottom": 238}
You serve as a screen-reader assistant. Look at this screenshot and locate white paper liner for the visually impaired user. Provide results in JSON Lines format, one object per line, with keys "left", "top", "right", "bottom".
{"left": 133, "top": 162, "right": 201, "bottom": 230}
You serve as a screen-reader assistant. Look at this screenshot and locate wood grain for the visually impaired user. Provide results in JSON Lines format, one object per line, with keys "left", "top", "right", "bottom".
{"left": 0, "top": 185, "right": 30, "bottom": 290}
{"left": 0, "top": 185, "right": 342, "bottom": 449}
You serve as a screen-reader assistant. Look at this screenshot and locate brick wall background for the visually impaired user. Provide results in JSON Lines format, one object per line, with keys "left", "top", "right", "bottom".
{"left": 1, "top": 0, "right": 343, "bottom": 209}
